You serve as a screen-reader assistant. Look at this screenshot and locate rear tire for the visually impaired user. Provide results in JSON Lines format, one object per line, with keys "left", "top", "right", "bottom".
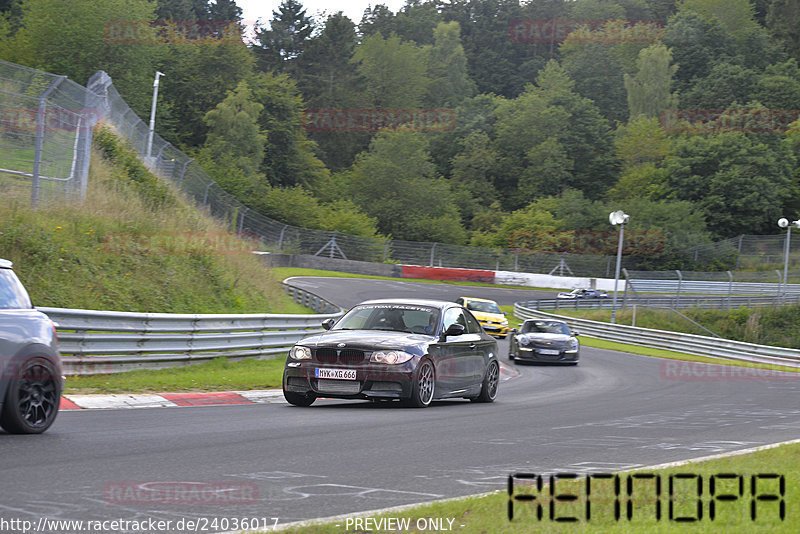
{"left": 0, "top": 357, "right": 60, "bottom": 434}
{"left": 283, "top": 390, "right": 316, "bottom": 407}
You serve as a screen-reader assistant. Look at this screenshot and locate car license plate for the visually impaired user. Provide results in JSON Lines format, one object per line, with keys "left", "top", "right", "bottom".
{"left": 315, "top": 368, "right": 357, "bottom": 380}
{"left": 538, "top": 349, "right": 561, "bottom": 355}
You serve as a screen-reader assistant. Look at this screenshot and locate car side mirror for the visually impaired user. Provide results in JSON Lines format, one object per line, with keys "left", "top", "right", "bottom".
{"left": 573, "top": 331, "right": 580, "bottom": 336}
{"left": 443, "top": 323, "right": 465, "bottom": 338}
{"left": 322, "top": 318, "right": 336, "bottom": 330}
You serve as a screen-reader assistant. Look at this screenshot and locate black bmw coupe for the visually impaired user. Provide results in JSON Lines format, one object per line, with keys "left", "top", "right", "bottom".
{"left": 282, "top": 298, "right": 499, "bottom": 407}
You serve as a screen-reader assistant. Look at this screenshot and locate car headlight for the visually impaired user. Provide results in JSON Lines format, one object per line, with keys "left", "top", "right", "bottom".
{"left": 370, "top": 350, "right": 413, "bottom": 364}
{"left": 501, "top": 319, "right": 508, "bottom": 326}
{"left": 290, "top": 346, "right": 312, "bottom": 360}
{"left": 565, "top": 339, "right": 579, "bottom": 354}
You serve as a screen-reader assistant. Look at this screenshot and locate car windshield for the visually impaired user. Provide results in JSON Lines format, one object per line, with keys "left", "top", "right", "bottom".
{"left": 521, "top": 320, "right": 571, "bottom": 335}
{"left": 465, "top": 300, "right": 501, "bottom": 314}
{"left": 334, "top": 304, "right": 440, "bottom": 335}
{"left": 0, "top": 269, "right": 32, "bottom": 309}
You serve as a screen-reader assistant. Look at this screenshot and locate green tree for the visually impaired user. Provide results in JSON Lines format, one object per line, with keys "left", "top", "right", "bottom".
{"left": 200, "top": 80, "right": 266, "bottom": 178}
{"left": 624, "top": 43, "right": 678, "bottom": 119}
{"left": 425, "top": 21, "right": 476, "bottom": 107}
{"left": 159, "top": 40, "right": 254, "bottom": 146}
{"left": 248, "top": 71, "right": 329, "bottom": 188}
{"left": 767, "top": 0, "right": 800, "bottom": 62}
{"left": 346, "top": 131, "right": 466, "bottom": 243}
{"left": 351, "top": 32, "right": 430, "bottom": 107}
{"left": 665, "top": 132, "right": 798, "bottom": 238}
{"left": 254, "top": 0, "right": 314, "bottom": 73}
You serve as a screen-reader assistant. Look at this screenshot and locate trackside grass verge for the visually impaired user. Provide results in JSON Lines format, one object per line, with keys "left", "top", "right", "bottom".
{"left": 269, "top": 442, "right": 800, "bottom": 533}
{"left": 64, "top": 356, "right": 286, "bottom": 394}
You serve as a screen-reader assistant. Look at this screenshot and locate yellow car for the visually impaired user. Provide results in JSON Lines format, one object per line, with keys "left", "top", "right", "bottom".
{"left": 456, "top": 297, "right": 510, "bottom": 338}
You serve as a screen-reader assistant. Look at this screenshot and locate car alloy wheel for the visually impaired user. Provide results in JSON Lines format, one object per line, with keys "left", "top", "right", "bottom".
{"left": 406, "top": 359, "right": 435, "bottom": 408}
{"left": 1, "top": 358, "right": 60, "bottom": 434}
{"left": 473, "top": 360, "right": 499, "bottom": 403}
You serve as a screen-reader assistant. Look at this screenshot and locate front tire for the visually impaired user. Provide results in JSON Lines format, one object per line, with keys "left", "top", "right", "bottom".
{"left": 472, "top": 360, "right": 499, "bottom": 403}
{"left": 283, "top": 390, "right": 316, "bottom": 407}
{"left": 404, "top": 359, "right": 435, "bottom": 408}
{"left": 0, "top": 357, "right": 60, "bottom": 434}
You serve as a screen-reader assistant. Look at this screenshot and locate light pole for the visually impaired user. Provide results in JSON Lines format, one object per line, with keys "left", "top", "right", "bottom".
{"left": 146, "top": 71, "right": 165, "bottom": 160}
{"left": 609, "top": 210, "right": 629, "bottom": 324}
{"left": 778, "top": 217, "right": 800, "bottom": 297}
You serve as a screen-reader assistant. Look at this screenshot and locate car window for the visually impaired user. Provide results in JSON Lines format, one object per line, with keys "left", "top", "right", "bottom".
{"left": 335, "top": 304, "right": 439, "bottom": 334}
{"left": 0, "top": 269, "right": 32, "bottom": 309}
{"left": 465, "top": 300, "right": 501, "bottom": 314}
{"left": 521, "top": 320, "right": 570, "bottom": 335}
{"left": 464, "top": 311, "right": 483, "bottom": 334}
{"left": 442, "top": 307, "right": 467, "bottom": 334}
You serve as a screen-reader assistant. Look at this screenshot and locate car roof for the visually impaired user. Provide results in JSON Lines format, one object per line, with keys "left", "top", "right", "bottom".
{"left": 459, "top": 296, "right": 497, "bottom": 303}
{"left": 0, "top": 258, "right": 13, "bottom": 269}
{"left": 357, "top": 298, "right": 459, "bottom": 310}
{"left": 523, "top": 318, "right": 568, "bottom": 325}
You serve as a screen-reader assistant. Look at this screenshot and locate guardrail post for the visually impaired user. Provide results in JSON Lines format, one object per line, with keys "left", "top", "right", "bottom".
{"left": 675, "top": 270, "right": 682, "bottom": 309}
{"left": 727, "top": 271, "right": 733, "bottom": 310}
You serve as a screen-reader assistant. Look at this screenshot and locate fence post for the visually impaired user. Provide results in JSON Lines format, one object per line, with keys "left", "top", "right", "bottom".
{"left": 675, "top": 270, "right": 682, "bottom": 309}
{"left": 727, "top": 270, "right": 733, "bottom": 310}
{"left": 203, "top": 181, "right": 215, "bottom": 206}
{"left": 31, "top": 75, "right": 66, "bottom": 207}
{"left": 430, "top": 243, "right": 437, "bottom": 267}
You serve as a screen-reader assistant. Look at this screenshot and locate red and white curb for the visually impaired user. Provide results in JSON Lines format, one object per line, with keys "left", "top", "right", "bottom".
{"left": 60, "top": 363, "right": 519, "bottom": 411}
{"left": 59, "top": 390, "right": 286, "bottom": 410}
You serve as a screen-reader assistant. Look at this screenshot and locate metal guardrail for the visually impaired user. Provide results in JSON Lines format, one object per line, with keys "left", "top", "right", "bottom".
{"left": 523, "top": 294, "right": 800, "bottom": 311}
{"left": 514, "top": 304, "right": 800, "bottom": 369}
{"left": 41, "top": 285, "right": 343, "bottom": 375}
{"left": 631, "top": 279, "right": 800, "bottom": 296}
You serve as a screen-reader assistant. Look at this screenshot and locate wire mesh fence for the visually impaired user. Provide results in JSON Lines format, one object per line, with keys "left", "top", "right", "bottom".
{"left": 0, "top": 60, "right": 104, "bottom": 205}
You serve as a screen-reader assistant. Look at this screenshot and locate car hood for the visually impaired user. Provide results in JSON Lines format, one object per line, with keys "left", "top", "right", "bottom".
{"left": 517, "top": 333, "right": 574, "bottom": 344}
{"left": 298, "top": 330, "right": 433, "bottom": 351}
{"left": 470, "top": 311, "right": 505, "bottom": 322}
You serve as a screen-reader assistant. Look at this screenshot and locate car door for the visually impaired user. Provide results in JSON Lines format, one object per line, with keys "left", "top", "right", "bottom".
{"left": 463, "top": 310, "right": 495, "bottom": 385}
{"left": 434, "top": 307, "right": 477, "bottom": 395}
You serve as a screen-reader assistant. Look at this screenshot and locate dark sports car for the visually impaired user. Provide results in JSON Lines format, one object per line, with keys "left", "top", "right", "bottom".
{"left": 508, "top": 319, "right": 580, "bottom": 365}
{"left": 282, "top": 298, "right": 499, "bottom": 407}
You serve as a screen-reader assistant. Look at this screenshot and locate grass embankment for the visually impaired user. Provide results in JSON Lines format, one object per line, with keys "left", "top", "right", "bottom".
{"left": 275, "top": 441, "right": 799, "bottom": 533}
{"left": 0, "top": 126, "right": 305, "bottom": 315}
{"left": 555, "top": 306, "right": 800, "bottom": 349}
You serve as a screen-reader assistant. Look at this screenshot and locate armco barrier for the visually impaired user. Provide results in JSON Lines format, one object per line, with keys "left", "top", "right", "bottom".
{"left": 521, "top": 294, "right": 800, "bottom": 311}
{"left": 42, "top": 284, "right": 343, "bottom": 375}
{"left": 514, "top": 304, "right": 800, "bottom": 368}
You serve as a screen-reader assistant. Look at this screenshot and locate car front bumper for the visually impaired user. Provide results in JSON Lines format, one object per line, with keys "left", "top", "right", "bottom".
{"left": 283, "top": 361, "right": 418, "bottom": 400}
{"left": 514, "top": 347, "right": 579, "bottom": 363}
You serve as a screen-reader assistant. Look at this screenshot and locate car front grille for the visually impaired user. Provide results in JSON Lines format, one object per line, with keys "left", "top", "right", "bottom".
{"left": 316, "top": 379, "right": 361, "bottom": 395}
{"left": 313, "top": 348, "right": 367, "bottom": 364}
